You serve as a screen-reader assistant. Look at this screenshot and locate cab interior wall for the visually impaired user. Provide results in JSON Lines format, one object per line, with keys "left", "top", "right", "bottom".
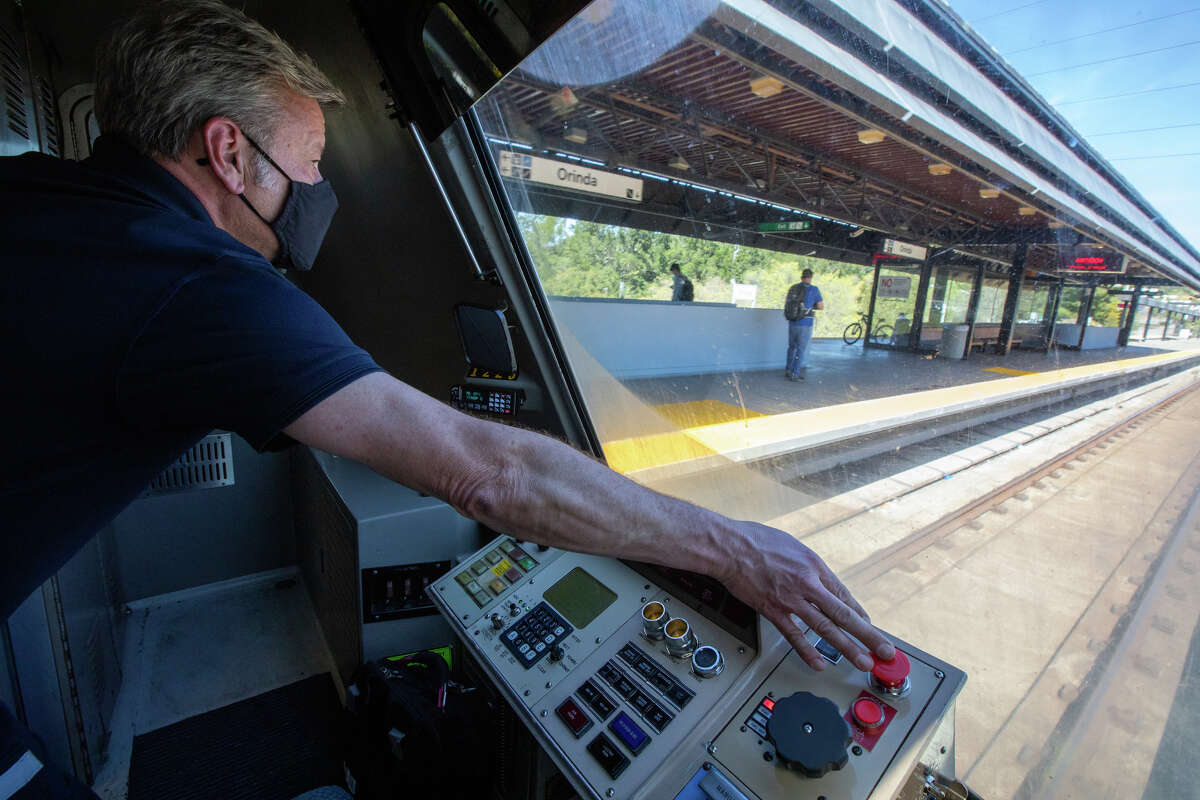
{"left": 19, "top": 0, "right": 570, "bottom": 603}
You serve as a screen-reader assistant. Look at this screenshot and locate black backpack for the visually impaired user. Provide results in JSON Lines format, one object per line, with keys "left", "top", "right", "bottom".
{"left": 679, "top": 278, "right": 694, "bottom": 301}
{"left": 784, "top": 283, "right": 810, "bottom": 321}
{"left": 342, "top": 653, "right": 494, "bottom": 799}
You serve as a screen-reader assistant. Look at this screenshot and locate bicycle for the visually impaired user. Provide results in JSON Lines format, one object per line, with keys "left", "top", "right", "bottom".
{"left": 843, "top": 312, "right": 892, "bottom": 345}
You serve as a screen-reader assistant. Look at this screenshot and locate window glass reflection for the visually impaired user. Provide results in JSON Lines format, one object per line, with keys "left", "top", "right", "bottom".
{"left": 457, "top": 1, "right": 1200, "bottom": 797}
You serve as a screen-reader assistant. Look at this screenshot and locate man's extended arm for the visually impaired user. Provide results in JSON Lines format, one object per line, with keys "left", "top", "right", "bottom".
{"left": 285, "top": 371, "right": 894, "bottom": 671}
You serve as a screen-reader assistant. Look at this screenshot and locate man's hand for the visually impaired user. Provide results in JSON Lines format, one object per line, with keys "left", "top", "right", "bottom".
{"left": 717, "top": 522, "right": 895, "bottom": 672}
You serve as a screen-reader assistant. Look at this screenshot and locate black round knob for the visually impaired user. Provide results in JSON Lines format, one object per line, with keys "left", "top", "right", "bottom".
{"left": 549, "top": 645, "right": 564, "bottom": 662}
{"left": 766, "top": 692, "right": 851, "bottom": 778}
{"left": 508, "top": 603, "right": 519, "bottom": 617}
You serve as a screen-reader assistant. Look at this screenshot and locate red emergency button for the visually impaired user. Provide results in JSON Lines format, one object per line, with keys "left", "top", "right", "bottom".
{"left": 555, "top": 698, "right": 593, "bottom": 739}
{"left": 870, "top": 649, "right": 911, "bottom": 697}
{"left": 852, "top": 697, "right": 884, "bottom": 730}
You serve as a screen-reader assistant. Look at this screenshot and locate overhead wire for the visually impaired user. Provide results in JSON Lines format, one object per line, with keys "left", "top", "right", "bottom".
{"left": 1109, "top": 152, "right": 1200, "bottom": 161}
{"left": 970, "top": 0, "right": 1050, "bottom": 24}
{"left": 1085, "top": 122, "right": 1200, "bottom": 137}
{"left": 1056, "top": 80, "right": 1200, "bottom": 106}
{"left": 1002, "top": 8, "right": 1200, "bottom": 56}
{"left": 1025, "top": 40, "right": 1200, "bottom": 77}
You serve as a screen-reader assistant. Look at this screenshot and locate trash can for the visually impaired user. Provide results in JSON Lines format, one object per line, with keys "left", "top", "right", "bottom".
{"left": 939, "top": 324, "right": 969, "bottom": 359}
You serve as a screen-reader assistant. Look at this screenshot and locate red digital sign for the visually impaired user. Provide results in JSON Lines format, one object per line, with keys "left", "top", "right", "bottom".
{"left": 1058, "top": 246, "right": 1126, "bottom": 274}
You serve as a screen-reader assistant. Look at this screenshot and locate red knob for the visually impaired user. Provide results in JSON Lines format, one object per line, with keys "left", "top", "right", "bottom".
{"left": 852, "top": 697, "right": 885, "bottom": 729}
{"left": 870, "top": 649, "right": 910, "bottom": 690}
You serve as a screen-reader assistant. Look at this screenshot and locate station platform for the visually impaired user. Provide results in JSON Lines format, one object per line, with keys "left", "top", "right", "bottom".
{"left": 588, "top": 339, "right": 1200, "bottom": 478}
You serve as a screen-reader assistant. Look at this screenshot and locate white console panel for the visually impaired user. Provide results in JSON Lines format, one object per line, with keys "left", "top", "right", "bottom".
{"left": 430, "top": 536, "right": 967, "bottom": 800}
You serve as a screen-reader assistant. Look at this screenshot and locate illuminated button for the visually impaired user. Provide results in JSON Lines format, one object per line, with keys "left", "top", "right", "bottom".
{"left": 586, "top": 733, "right": 629, "bottom": 779}
{"left": 649, "top": 671, "right": 673, "bottom": 694}
{"left": 642, "top": 701, "right": 672, "bottom": 733}
{"left": 470, "top": 560, "right": 489, "bottom": 576}
{"left": 505, "top": 631, "right": 518, "bottom": 642}
{"left": 488, "top": 578, "right": 507, "bottom": 595}
{"left": 762, "top": 697, "right": 776, "bottom": 712}
{"left": 492, "top": 559, "right": 513, "bottom": 576}
{"left": 544, "top": 634, "right": 556, "bottom": 645}
{"left": 471, "top": 590, "right": 490, "bottom": 607}
{"left": 576, "top": 680, "right": 616, "bottom": 720}
{"left": 484, "top": 550, "right": 503, "bottom": 565}
{"left": 666, "top": 683, "right": 694, "bottom": 709}
{"left": 454, "top": 572, "right": 472, "bottom": 586}
{"left": 523, "top": 650, "right": 535, "bottom": 662}
{"left": 852, "top": 697, "right": 885, "bottom": 730}
{"left": 614, "top": 677, "right": 636, "bottom": 699}
{"left": 597, "top": 663, "right": 621, "bottom": 686}
{"left": 465, "top": 580, "right": 482, "bottom": 594}
{"left": 629, "top": 691, "right": 652, "bottom": 716}
{"left": 535, "top": 642, "right": 546, "bottom": 653}
{"left": 518, "top": 643, "right": 529, "bottom": 654}
{"left": 556, "top": 698, "right": 593, "bottom": 739}
{"left": 609, "top": 711, "right": 650, "bottom": 755}
{"left": 508, "top": 546, "right": 529, "bottom": 560}
{"left": 499, "top": 540, "right": 515, "bottom": 553}
{"left": 618, "top": 643, "right": 644, "bottom": 667}
{"left": 504, "top": 567, "right": 523, "bottom": 584}
{"left": 553, "top": 626, "right": 565, "bottom": 636}
{"left": 578, "top": 680, "right": 602, "bottom": 705}
{"left": 517, "top": 557, "right": 536, "bottom": 571}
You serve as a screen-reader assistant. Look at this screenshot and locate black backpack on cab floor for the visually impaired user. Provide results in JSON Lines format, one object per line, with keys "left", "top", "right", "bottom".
{"left": 341, "top": 653, "right": 494, "bottom": 799}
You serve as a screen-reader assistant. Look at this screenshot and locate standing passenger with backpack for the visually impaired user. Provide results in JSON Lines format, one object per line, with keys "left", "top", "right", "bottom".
{"left": 783, "top": 268, "right": 824, "bottom": 380}
{"left": 669, "top": 263, "right": 694, "bottom": 301}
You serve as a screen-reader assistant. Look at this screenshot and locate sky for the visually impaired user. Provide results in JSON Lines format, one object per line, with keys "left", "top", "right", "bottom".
{"left": 947, "top": 0, "right": 1200, "bottom": 255}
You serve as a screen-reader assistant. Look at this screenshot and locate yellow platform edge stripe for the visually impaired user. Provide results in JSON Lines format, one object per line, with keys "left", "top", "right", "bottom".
{"left": 602, "top": 350, "right": 1196, "bottom": 474}
{"left": 982, "top": 366, "right": 1038, "bottom": 376}
{"left": 604, "top": 400, "right": 765, "bottom": 474}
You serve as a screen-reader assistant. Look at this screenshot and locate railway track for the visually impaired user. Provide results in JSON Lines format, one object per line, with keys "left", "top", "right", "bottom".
{"left": 842, "top": 380, "right": 1200, "bottom": 588}
{"left": 831, "top": 378, "right": 1200, "bottom": 799}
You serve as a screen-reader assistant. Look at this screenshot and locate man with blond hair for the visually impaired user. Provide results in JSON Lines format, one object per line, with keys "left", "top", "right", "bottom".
{"left": 0, "top": 2, "right": 891, "bottom": 796}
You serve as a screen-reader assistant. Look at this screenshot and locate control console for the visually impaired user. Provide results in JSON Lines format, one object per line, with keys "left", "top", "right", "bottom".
{"left": 430, "top": 536, "right": 966, "bottom": 800}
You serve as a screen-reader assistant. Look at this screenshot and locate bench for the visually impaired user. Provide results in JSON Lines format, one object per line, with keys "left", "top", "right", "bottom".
{"left": 969, "top": 324, "right": 1002, "bottom": 351}
{"left": 970, "top": 324, "right": 1023, "bottom": 352}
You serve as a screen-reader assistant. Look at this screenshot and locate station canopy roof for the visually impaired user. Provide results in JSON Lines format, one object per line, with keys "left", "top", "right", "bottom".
{"left": 475, "top": 0, "right": 1200, "bottom": 290}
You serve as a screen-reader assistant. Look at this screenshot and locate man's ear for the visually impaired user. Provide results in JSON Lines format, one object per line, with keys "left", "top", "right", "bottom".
{"left": 200, "top": 117, "right": 248, "bottom": 195}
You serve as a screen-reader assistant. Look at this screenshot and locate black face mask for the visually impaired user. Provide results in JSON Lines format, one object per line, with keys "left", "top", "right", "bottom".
{"left": 199, "top": 133, "right": 338, "bottom": 272}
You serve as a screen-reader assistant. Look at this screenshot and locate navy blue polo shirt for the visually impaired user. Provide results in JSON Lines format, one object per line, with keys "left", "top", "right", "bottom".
{"left": 0, "top": 136, "right": 382, "bottom": 619}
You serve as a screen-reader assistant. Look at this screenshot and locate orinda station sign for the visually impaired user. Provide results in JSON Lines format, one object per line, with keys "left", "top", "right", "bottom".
{"left": 880, "top": 238, "right": 927, "bottom": 261}
{"left": 498, "top": 150, "right": 643, "bottom": 202}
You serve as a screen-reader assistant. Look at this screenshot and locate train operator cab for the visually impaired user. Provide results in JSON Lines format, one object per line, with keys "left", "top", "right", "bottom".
{"left": 4, "top": 1, "right": 1199, "bottom": 800}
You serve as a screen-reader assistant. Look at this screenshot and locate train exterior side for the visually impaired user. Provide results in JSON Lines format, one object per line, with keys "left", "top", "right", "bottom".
{"left": 3, "top": 1, "right": 1199, "bottom": 799}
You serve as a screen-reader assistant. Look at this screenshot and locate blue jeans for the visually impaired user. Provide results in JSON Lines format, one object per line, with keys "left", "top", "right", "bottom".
{"left": 786, "top": 322, "right": 814, "bottom": 376}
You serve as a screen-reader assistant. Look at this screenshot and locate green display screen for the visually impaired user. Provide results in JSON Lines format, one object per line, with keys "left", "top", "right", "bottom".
{"left": 543, "top": 567, "right": 617, "bottom": 629}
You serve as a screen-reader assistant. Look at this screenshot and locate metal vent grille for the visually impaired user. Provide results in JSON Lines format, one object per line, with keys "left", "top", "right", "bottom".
{"left": 34, "top": 75, "right": 59, "bottom": 156}
{"left": 1, "top": 22, "right": 32, "bottom": 145}
{"left": 143, "top": 433, "right": 236, "bottom": 497}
